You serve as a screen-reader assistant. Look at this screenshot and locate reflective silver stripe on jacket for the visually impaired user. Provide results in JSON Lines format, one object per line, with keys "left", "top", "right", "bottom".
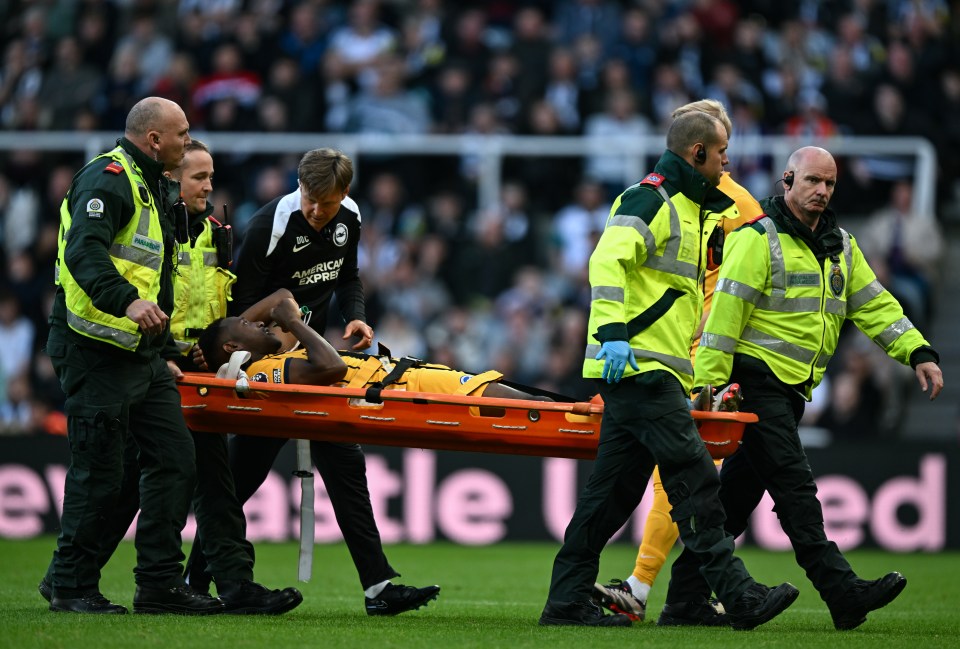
{"left": 585, "top": 343, "right": 693, "bottom": 376}
{"left": 178, "top": 250, "right": 219, "bottom": 267}
{"left": 107, "top": 148, "right": 160, "bottom": 269}
{"left": 702, "top": 330, "right": 832, "bottom": 368}
{"left": 607, "top": 187, "right": 698, "bottom": 279}
{"left": 717, "top": 277, "right": 821, "bottom": 313}
{"left": 67, "top": 311, "right": 140, "bottom": 350}
{"left": 847, "top": 279, "right": 885, "bottom": 311}
{"left": 592, "top": 285, "right": 624, "bottom": 303}
{"left": 875, "top": 317, "right": 914, "bottom": 348}
{"left": 116, "top": 148, "right": 153, "bottom": 236}
{"left": 824, "top": 298, "right": 846, "bottom": 315}
{"left": 607, "top": 213, "right": 657, "bottom": 257}
{"left": 109, "top": 243, "right": 162, "bottom": 270}
{"left": 700, "top": 332, "right": 738, "bottom": 353}
{"left": 175, "top": 339, "right": 193, "bottom": 353}
{"left": 756, "top": 217, "right": 786, "bottom": 297}
{"left": 640, "top": 186, "right": 699, "bottom": 279}
{"left": 716, "top": 278, "right": 762, "bottom": 304}
{"left": 841, "top": 228, "right": 852, "bottom": 280}
{"left": 740, "top": 325, "right": 817, "bottom": 364}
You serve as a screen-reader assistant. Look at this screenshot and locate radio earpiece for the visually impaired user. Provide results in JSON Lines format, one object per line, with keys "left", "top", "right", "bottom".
{"left": 695, "top": 146, "right": 706, "bottom": 164}
{"left": 783, "top": 171, "right": 795, "bottom": 188}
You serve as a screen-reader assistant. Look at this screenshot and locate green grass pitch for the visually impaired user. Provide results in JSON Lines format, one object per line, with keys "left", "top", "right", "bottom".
{"left": 3, "top": 538, "right": 958, "bottom": 648}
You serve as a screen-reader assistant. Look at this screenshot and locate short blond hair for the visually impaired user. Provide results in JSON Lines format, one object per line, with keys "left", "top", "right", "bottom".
{"left": 672, "top": 99, "right": 733, "bottom": 137}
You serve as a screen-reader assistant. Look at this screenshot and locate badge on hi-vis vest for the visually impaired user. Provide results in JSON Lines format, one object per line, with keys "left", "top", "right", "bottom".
{"left": 830, "top": 264, "right": 845, "bottom": 297}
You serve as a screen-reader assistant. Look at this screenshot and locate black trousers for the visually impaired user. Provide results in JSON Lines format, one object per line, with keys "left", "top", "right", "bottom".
{"left": 44, "top": 430, "right": 256, "bottom": 588}
{"left": 185, "top": 435, "right": 398, "bottom": 591}
{"left": 546, "top": 371, "right": 754, "bottom": 609}
{"left": 665, "top": 357, "right": 857, "bottom": 606}
{"left": 47, "top": 339, "right": 195, "bottom": 594}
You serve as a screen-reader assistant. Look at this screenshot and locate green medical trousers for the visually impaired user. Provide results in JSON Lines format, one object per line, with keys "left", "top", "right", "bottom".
{"left": 47, "top": 338, "right": 196, "bottom": 594}
{"left": 546, "top": 370, "right": 755, "bottom": 609}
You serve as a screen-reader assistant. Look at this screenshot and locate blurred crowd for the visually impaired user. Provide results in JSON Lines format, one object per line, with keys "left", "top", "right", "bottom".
{"left": 0, "top": 0, "right": 956, "bottom": 439}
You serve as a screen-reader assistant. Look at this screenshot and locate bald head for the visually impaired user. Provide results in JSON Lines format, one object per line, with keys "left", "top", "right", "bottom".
{"left": 783, "top": 146, "right": 837, "bottom": 229}
{"left": 125, "top": 97, "right": 191, "bottom": 171}
{"left": 785, "top": 146, "right": 835, "bottom": 175}
{"left": 125, "top": 97, "right": 179, "bottom": 137}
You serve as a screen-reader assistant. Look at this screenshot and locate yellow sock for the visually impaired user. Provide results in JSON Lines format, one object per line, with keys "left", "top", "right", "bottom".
{"left": 633, "top": 466, "right": 679, "bottom": 587}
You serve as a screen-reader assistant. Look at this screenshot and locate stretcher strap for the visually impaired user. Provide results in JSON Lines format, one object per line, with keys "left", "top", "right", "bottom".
{"left": 455, "top": 370, "right": 503, "bottom": 395}
{"left": 364, "top": 357, "right": 421, "bottom": 403}
{"left": 345, "top": 357, "right": 385, "bottom": 389}
{"left": 294, "top": 438, "right": 314, "bottom": 582}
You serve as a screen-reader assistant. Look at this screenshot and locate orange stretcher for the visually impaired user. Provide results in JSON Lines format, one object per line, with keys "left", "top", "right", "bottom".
{"left": 177, "top": 373, "right": 756, "bottom": 460}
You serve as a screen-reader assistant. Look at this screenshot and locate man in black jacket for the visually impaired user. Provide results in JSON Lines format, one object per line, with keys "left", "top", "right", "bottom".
{"left": 44, "top": 97, "right": 222, "bottom": 615}
{"left": 185, "top": 148, "right": 440, "bottom": 616}
{"left": 40, "top": 140, "right": 303, "bottom": 616}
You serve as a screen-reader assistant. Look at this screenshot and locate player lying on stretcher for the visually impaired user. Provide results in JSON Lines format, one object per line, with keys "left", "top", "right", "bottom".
{"left": 195, "top": 289, "right": 553, "bottom": 409}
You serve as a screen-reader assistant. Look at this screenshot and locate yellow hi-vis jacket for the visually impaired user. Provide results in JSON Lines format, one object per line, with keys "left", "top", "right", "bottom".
{"left": 56, "top": 147, "right": 163, "bottom": 351}
{"left": 169, "top": 214, "right": 237, "bottom": 354}
{"left": 583, "top": 150, "right": 740, "bottom": 391}
{"left": 691, "top": 172, "right": 763, "bottom": 360}
{"left": 696, "top": 197, "right": 931, "bottom": 399}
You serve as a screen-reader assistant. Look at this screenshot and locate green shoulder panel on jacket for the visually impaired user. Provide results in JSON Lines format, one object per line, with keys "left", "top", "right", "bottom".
{"left": 613, "top": 185, "right": 665, "bottom": 226}
{"left": 737, "top": 218, "right": 772, "bottom": 236}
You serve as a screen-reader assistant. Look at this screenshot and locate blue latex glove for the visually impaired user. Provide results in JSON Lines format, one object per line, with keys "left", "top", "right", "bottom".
{"left": 595, "top": 340, "right": 639, "bottom": 384}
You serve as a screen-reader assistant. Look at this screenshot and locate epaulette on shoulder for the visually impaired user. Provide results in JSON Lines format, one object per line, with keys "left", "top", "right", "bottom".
{"left": 639, "top": 172, "right": 665, "bottom": 187}
{"left": 739, "top": 214, "right": 770, "bottom": 235}
{"left": 103, "top": 161, "right": 124, "bottom": 175}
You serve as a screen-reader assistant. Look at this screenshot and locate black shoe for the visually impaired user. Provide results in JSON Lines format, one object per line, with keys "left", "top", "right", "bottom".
{"left": 50, "top": 592, "right": 127, "bottom": 614}
{"left": 365, "top": 583, "right": 440, "bottom": 616}
{"left": 657, "top": 598, "right": 729, "bottom": 626}
{"left": 133, "top": 584, "right": 225, "bottom": 615}
{"left": 217, "top": 579, "right": 303, "bottom": 615}
{"left": 539, "top": 599, "right": 632, "bottom": 627}
{"left": 727, "top": 582, "right": 799, "bottom": 631}
{"left": 829, "top": 572, "right": 906, "bottom": 631}
{"left": 38, "top": 578, "right": 52, "bottom": 603}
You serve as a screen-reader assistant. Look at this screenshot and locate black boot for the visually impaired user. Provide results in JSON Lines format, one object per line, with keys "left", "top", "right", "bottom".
{"left": 38, "top": 578, "right": 52, "bottom": 603}
{"left": 828, "top": 572, "right": 906, "bottom": 630}
{"left": 727, "top": 582, "right": 799, "bottom": 631}
{"left": 50, "top": 591, "right": 127, "bottom": 614}
{"left": 539, "top": 599, "right": 632, "bottom": 627}
{"left": 217, "top": 579, "right": 303, "bottom": 615}
{"left": 657, "top": 598, "right": 728, "bottom": 626}
{"left": 365, "top": 583, "right": 441, "bottom": 616}
{"left": 133, "top": 584, "right": 225, "bottom": 615}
